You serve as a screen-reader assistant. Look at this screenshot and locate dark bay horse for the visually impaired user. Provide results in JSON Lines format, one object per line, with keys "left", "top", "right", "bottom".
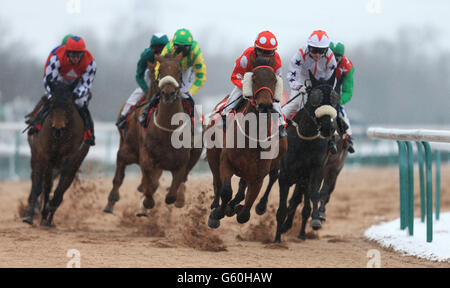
{"left": 23, "top": 82, "right": 90, "bottom": 226}
{"left": 206, "top": 57, "right": 288, "bottom": 228}
{"left": 104, "top": 53, "right": 203, "bottom": 215}
{"left": 273, "top": 70, "right": 340, "bottom": 242}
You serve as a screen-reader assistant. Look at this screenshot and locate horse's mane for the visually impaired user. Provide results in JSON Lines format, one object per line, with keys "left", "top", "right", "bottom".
{"left": 50, "top": 83, "right": 75, "bottom": 113}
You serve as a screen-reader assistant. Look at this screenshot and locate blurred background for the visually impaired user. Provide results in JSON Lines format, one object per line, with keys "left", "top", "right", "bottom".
{"left": 1, "top": 0, "right": 449, "bottom": 179}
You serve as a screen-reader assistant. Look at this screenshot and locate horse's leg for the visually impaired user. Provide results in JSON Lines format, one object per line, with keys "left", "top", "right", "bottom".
{"left": 281, "top": 181, "right": 305, "bottom": 233}
{"left": 256, "top": 168, "right": 279, "bottom": 215}
{"left": 23, "top": 168, "right": 43, "bottom": 225}
{"left": 318, "top": 169, "right": 338, "bottom": 221}
{"left": 298, "top": 189, "right": 312, "bottom": 240}
{"left": 207, "top": 171, "right": 222, "bottom": 229}
{"left": 43, "top": 145, "right": 90, "bottom": 227}
{"left": 166, "top": 167, "right": 187, "bottom": 205}
{"left": 211, "top": 158, "right": 233, "bottom": 221}
{"left": 136, "top": 167, "right": 162, "bottom": 217}
{"left": 39, "top": 169, "right": 53, "bottom": 223}
{"left": 104, "top": 147, "right": 137, "bottom": 213}
{"left": 274, "top": 176, "right": 290, "bottom": 243}
{"left": 309, "top": 168, "right": 326, "bottom": 230}
{"left": 225, "top": 178, "right": 246, "bottom": 217}
{"left": 235, "top": 180, "right": 263, "bottom": 224}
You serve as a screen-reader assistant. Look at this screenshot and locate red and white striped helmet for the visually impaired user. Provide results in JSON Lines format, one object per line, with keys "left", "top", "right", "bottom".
{"left": 307, "top": 30, "right": 330, "bottom": 48}
{"left": 254, "top": 31, "right": 278, "bottom": 51}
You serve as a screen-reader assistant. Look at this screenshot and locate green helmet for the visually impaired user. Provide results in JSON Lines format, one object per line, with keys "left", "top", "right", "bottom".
{"left": 173, "top": 28, "right": 194, "bottom": 46}
{"left": 150, "top": 33, "right": 169, "bottom": 47}
{"left": 330, "top": 41, "right": 345, "bottom": 56}
{"left": 61, "top": 34, "right": 74, "bottom": 45}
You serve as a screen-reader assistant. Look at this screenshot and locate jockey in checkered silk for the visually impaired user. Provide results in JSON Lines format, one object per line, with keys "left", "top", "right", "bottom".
{"left": 27, "top": 36, "right": 97, "bottom": 145}
{"left": 221, "top": 30, "right": 287, "bottom": 137}
{"left": 283, "top": 30, "right": 337, "bottom": 119}
{"left": 329, "top": 41, "right": 355, "bottom": 153}
{"left": 116, "top": 33, "right": 169, "bottom": 129}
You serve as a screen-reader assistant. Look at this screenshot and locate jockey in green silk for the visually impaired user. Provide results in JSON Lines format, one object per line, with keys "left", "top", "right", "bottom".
{"left": 330, "top": 41, "right": 355, "bottom": 153}
{"left": 116, "top": 33, "right": 169, "bottom": 129}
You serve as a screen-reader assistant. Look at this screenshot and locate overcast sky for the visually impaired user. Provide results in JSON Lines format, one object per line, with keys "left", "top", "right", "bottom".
{"left": 1, "top": 0, "right": 450, "bottom": 59}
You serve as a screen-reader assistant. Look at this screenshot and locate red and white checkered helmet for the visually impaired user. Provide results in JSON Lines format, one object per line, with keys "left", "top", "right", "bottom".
{"left": 254, "top": 31, "right": 278, "bottom": 51}
{"left": 307, "top": 30, "right": 330, "bottom": 48}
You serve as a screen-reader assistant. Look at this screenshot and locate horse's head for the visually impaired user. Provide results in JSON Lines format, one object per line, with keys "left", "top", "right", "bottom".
{"left": 244, "top": 56, "right": 279, "bottom": 113}
{"left": 47, "top": 81, "right": 76, "bottom": 137}
{"left": 155, "top": 53, "right": 183, "bottom": 104}
{"left": 304, "top": 70, "right": 340, "bottom": 138}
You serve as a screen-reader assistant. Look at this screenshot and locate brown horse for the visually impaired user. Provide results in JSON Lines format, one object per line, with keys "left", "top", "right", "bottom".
{"left": 23, "top": 81, "right": 90, "bottom": 226}
{"left": 104, "top": 53, "right": 203, "bottom": 215}
{"left": 207, "top": 57, "right": 288, "bottom": 228}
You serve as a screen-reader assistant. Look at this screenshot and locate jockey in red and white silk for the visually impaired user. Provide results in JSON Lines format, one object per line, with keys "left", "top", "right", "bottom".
{"left": 43, "top": 36, "right": 97, "bottom": 108}
{"left": 222, "top": 31, "right": 286, "bottom": 129}
{"left": 283, "top": 30, "right": 337, "bottom": 120}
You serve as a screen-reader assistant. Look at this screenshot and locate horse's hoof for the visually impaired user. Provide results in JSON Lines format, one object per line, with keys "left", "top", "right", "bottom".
{"left": 255, "top": 202, "right": 267, "bottom": 215}
{"left": 237, "top": 210, "right": 250, "bottom": 224}
{"left": 208, "top": 215, "right": 220, "bottom": 229}
{"left": 211, "top": 207, "right": 225, "bottom": 220}
{"left": 41, "top": 221, "right": 55, "bottom": 228}
{"left": 22, "top": 216, "right": 34, "bottom": 225}
{"left": 319, "top": 212, "right": 326, "bottom": 221}
{"left": 280, "top": 222, "right": 291, "bottom": 234}
{"left": 165, "top": 195, "right": 177, "bottom": 205}
{"left": 224, "top": 205, "right": 236, "bottom": 217}
{"left": 103, "top": 204, "right": 114, "bottom": 214}
{"left": 234, "top": 204, "right": 243, "bottom": 215}
{"left": 298, "top": 233, "right": 306, "bottom": 241}
{"left": 174, "top": 200, "right": 185, "bottom": 208}
{"left": 310, "top": 219, "right": 322, "bottom": 230}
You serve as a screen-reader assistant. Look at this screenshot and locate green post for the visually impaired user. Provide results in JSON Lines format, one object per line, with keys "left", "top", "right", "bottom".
{"left": 422, "top": 142, "right": 433, "bottom": 243}
{"left": 397, "top": 141, "right": 408, "bottom": 230}
{"left": 405, "top": 141, "right": 414, "bottom": 236}
{"left": 435, "top": 150, "right": 441, "bottom": 221}
{"left": 416, "top": 142, "right": 426, "bottom": 222}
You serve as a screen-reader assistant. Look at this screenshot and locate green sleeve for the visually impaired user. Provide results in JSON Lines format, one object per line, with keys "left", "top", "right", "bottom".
{"left": 136, "top": 48, "right": 155, "bottom": 93}
{"left": 340, "top": 66, "right": 354, "bottom": 105}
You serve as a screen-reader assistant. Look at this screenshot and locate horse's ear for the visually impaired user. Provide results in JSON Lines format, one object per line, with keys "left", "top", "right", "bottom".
{"left": 308, "top": 70, "right": 318, "bottom": 87}
{"left": 175, "top": 53, "right": 183, "bottom": 61}
{"left": 69, "top": 80, "right": 78, "bottom": 92}
{"left": 327, "top": 69, "right": 336, "bottom": 87}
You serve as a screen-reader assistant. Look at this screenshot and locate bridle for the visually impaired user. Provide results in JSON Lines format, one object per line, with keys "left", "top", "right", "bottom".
{"left": 248, "top": 65, "right": 275, "bottom": 107}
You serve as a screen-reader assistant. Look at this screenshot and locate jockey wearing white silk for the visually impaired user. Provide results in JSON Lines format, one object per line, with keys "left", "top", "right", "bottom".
{"left": 283, "top": 30, "right": 337, "bottom": 120}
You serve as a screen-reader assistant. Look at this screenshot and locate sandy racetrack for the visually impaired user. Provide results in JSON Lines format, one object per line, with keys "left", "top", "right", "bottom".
{"left": 0, "top": 165, "right": 449, "bottom": 268}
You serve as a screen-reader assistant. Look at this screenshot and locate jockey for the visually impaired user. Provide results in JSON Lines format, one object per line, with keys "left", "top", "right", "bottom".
{"left": 221, "top": 30, "right": 287, "bottom": 137}
{"left": 139, "top": 28, "right": 206, "bottom": 128}
{"left": 329, "top": 41, "right": 355, "bottom": 153}
{"left": 116, "top": 32, "right": 169, "bottom": 129}
{"left": 25, "top": 34, "right": 75, "bottom": 122}
{"left": 27, "top": 36, "right": 97, "bottom": 145}
{"left": 283, "top": 30, "right": 337, "bottom": 153}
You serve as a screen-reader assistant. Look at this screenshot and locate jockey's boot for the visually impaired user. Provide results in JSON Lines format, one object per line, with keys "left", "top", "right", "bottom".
{"left": 116, "top": 114, "right": 127, "bottom": 129}
{"left": 78, "top": 106, "right": 95, "bottom": 146}
{"left": 139, "top": 94, "right": 160, "bottom": 127}
{"left": 343, "top": 134, "right": 355, "bottom": 154}
{"left": 328, "top": 138, "right": 338, "bottom": 155}
{"left": 27, "top": 100, "right": 51, "bottom": 135}
{"left": 25, "top": 95, "right": 47, "bottom": 125}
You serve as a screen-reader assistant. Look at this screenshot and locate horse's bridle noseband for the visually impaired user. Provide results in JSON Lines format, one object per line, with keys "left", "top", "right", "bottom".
{"left": 250, "top": 65, "right": 275, "bottom": 107}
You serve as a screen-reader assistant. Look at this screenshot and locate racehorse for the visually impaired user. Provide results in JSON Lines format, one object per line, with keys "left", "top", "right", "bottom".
{"left": 23, "top": 82, "right": 90, "bottom": 226}
{"left": 273, "top": 70, "right": 340, "bottom": 242}
{"left": 206, "top": 57, "right": 287, "bottom": 228}
{"left": 104, "top": 53, "right": 203, "bottom": 215}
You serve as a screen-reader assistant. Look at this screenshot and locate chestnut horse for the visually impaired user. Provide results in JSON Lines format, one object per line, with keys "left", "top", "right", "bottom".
{"left": 207, "top": 57, "right": 287, "bottom": 228}
{"left": 23, "top": 82, "right": 90, "bottom": 226}
{"left": 104, "top": 53, "right": 203, "bottom": 215}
